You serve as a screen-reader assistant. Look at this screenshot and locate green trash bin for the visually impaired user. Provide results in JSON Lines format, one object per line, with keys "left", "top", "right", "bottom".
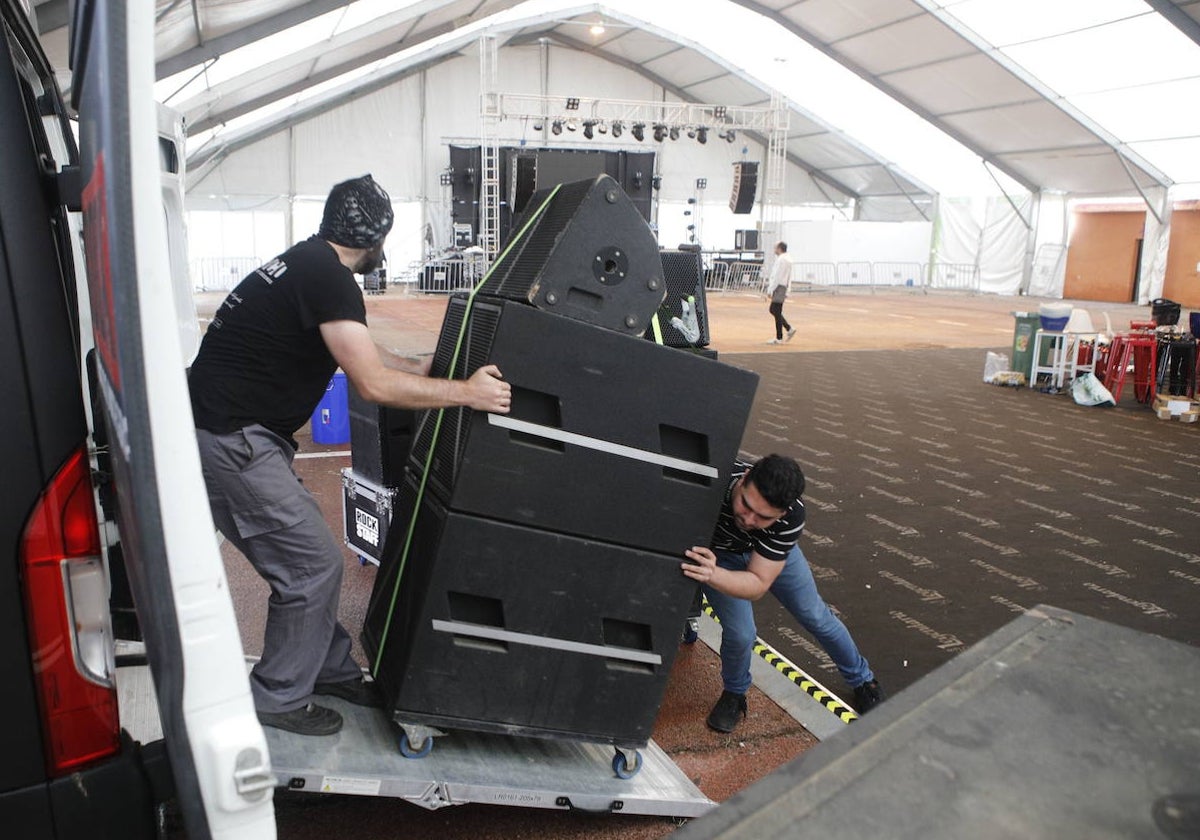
{"left": 1011, "top": 312, "right": 1040, "bottom": 380}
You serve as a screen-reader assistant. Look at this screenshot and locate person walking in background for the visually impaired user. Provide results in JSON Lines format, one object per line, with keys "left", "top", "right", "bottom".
{"left": 682, "top": 454, "right": 885, "bottom": 733}
{"left": 188, "top": 174, "right": 512, "bottom": 737}
{"left": 765, "top": 241, "right": 795, "bottom": 345}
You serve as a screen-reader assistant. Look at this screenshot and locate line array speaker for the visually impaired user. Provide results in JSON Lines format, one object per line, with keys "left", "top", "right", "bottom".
{"left": 363, "top": 477, "right": 698, "bottom": 748}
{"left": 479, "top": 174, "right": 665, "bottom": 335}
{"left": 409, "top": 293, "right": 759, "bottom": 555}
{"left": 730, "top": 161, "right": 758, "bottom": 215}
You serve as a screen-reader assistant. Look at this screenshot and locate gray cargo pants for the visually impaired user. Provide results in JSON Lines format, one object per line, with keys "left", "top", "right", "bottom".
{"left": 195, "top": 424, "right": 362, "bottom": 713}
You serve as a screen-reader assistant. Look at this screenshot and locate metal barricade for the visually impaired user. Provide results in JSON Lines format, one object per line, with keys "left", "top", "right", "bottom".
{"left": 792, "top": 262, "right": 837, "bottom": 293}
{"left": 836, "top": 262, "right": 874, "bottom": 291}
{"left": 927, "top": 263, "right": 980, "bottom": 294}
{"left": 415, "top": 258, "right": 477, "bottom": 294}
{"left": 872, "top": 261, "right": 924, "bottom": 292}
{"left": 192, "top": 257, "right": 261, "bottom": 292}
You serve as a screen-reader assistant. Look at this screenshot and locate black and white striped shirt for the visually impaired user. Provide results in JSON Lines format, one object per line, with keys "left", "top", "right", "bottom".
{"left": 710, "top": 461, "right": 806, "bottom": 562}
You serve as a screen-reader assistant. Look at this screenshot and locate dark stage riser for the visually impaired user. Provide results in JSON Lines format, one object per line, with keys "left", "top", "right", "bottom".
{"left": 408, "top": 293, "right": 759, "bottom": 556}
{"left": 480, "top": 174, "right": 666, "bottom": 336}
{"left": 363, "top": 478, "right": 700, "bottom": 748}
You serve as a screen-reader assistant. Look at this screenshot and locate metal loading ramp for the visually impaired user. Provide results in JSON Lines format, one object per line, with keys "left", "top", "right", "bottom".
{"left": 118, "top": 661, "right": 712, "bottom": 819}
{"left": 265, "top": 698, "right": 714, "bottom": 817}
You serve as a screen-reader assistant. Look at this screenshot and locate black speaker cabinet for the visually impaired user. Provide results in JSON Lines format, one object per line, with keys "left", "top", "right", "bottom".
{"left": 409, "top": 294, "right": 759, "bottom": 555}
{"left": 348, "top": 381, "right": 416, "bottom": 487}
{"left": 645, "top": 249, "right": 710, "bottom": 348}
{"left": 481, "top": 174, "right": 665, "bottom": 335}
{"left": 730, "top": 161, "right": 758, "bottom": 215}
{"left": 363, "top": 481, "right": 698, "bottom": 748}
{"left": 734, "top": 228, "right": 760, "bottom": 251}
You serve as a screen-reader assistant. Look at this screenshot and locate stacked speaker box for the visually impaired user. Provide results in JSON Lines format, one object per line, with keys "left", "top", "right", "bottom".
{"left": 363, "top": 175, "right": 760, "bottom": 752}
{"left": 407, "top": 293, "right": 755, "bottom": 554}
{"left": 730, "top": 161, "right": 758, "bottom": 215}
{"left": 348, "top": 381, "right": 416, "bottom": 487}
{"left": 645, "top": 249, "right": 711, "bottom": 348}
{"left": 483, "top": 173, "right": 666, "bottom": 335}
{"left": 363, "top": 475, "right": 701, "bottom": 747}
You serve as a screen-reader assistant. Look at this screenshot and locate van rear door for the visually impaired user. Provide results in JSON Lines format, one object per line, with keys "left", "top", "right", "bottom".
{"left": 70, "top": 2, "right": 275, "bottom": 837}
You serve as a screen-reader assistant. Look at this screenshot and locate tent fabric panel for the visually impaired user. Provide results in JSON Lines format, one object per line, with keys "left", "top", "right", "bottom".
{"left": 883, "top": 53, "right": 1043, "bottom": 116}
{"left": 941, "top": 101, "right": 1105, "bottom": 156}
{"left": 292, "top": 78, "right": 426, "bottom": 199}
{"left": 834, "top": 16, "right": 977, "bottom": 77}
{"left": 995, "top": 147, "right": 1149, "bottom": 197}
{"left": 189, "top": 131, "right": 292, "bottom": 200}
{"left": 776, "top": 0, "right": 922, "bottom": 43}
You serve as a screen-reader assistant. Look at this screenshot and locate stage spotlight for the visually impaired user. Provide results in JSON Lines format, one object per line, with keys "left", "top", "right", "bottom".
{"left": 552, "top": 120, "right": 563, "bottom": 135}
{"left": 724, "top": 129, "right": 736, "bottom": 143}
{"left": 566, "top": 118, "right": 578, "bottom": 132}
{"left": 583, "top": 120, "right": 596, "bottom": 139}
{"left": 713, "top": 105, "right": 727, "bottom": 119}
{"left": 669, "top": 126, "right": 680, "bottom": 141}
{"left": 611, "top": 121, "right": 624, "bottom": 138}
{"left": 653, "top": 123, "right": 666, "bottom": 142}
{"left": 652, "top": 175, "right": 662, "bottom": 190}
{"left": 687, "top": 127, "right": 696, "bottom": 139}
{"left": 566, "top": 97, "right": 580, "bottom": 110}
{"left": 696, "top": 178, "right": 707, "bottom": 190}
{"left": 696, "top": 126, "right": 708, "bottom": 144}
{"left": 439, "top": 171, "right": 454, "bottom": 186}
{"left": 632, "top": 122, "right": 645, "bottom": 141}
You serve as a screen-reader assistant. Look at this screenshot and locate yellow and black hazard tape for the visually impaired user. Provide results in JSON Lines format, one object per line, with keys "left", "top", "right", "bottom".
{"left": 702, "top": 601, "right": 858, "bottom": 724}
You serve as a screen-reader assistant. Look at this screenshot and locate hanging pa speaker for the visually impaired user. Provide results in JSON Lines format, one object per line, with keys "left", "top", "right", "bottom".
{"left": 730, "top": 161, "right": 758, "bottom": 215}
{"left": 482, "top": 174, "right": 665, "bottom": 335}
{"left": 362, "top": 476, "right": 698, "bottom": 749}
{"left": 645, "top": 249, "right": 710, "bottom": 348}
{"left": 408, "top": 293, "right": 759, "bottom": 555}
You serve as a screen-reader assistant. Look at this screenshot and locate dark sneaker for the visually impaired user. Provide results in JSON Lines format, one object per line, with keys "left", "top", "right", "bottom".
{"left": 853, "top": 680, "right": 886, "bottom": 714}
{"left": 314, "top": 676, "right": 383, "bottom": 708}
{"left": 706, "top": 690, "right": 748, "bottom": 733}
{"left": 257, "top": 703, "right": 343, "bottom": 736}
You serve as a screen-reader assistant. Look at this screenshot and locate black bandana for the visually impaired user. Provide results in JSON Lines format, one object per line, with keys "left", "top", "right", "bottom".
{"left": 318, "top": 174, "right": 394, "bottom": 248}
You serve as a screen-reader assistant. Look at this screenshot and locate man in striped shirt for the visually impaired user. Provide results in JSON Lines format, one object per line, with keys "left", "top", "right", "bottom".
{"left": 683, "top": 454, "right": 884, "bottom": 732}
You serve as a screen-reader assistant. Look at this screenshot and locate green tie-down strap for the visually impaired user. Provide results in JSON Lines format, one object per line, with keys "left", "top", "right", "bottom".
{"left": 371, "top": 185, "right": 563, "bottom": 676}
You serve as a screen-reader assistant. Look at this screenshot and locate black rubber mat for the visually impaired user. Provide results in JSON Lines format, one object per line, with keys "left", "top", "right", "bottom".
{"left": 725, "top": 347, "right": 1200, "bottom": 708}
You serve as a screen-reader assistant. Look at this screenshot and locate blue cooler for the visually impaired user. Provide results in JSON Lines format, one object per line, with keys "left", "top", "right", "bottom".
{"left": 311, "top": 372, "right": 350, "bottom": 444}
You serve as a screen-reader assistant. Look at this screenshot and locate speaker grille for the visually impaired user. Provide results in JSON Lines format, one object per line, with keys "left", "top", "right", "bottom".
{"left": 484, "top": 179, "right": 593, "bottom": 302}
{"left": 411, "top": 296, "right": 502, "bottom": 498}
{"left": 650, "top": 250, "right": 709, "bottom": 347}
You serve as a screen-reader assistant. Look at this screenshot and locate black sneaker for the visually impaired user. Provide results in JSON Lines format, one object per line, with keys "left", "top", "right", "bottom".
{"left": 706, "top": 690, "right": 748, "bottom": 733}
{"left": 257, "top": 703, "right": 343, "bottom": 736}
{"left": 853, "top": 680, "right": 886, "bottom": 714}
{"left": 314, "top": 676, "right": 383, "bottom": 708}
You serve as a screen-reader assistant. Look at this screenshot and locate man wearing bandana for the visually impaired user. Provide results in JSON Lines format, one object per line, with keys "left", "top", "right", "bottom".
{"left": 189, "top": 175, "right": 512, "bottom": 736}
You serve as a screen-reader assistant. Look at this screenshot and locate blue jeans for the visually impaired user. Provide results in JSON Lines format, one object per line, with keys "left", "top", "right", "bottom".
{"left": 702, "top": 545, "right": 874, "bottom": 695}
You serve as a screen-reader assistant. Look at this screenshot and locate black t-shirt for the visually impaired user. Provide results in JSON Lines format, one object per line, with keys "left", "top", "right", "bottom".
{"left": 188, "top": 237, "right": 366, "bottom": 443}
{"left": 710, "top": 461, "right": 806, "bottom": 561}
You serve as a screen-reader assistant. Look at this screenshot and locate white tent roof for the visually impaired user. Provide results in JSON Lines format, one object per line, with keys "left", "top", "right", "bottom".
{"left": 30, "top": 0, "right": 1200, "bottom": 199}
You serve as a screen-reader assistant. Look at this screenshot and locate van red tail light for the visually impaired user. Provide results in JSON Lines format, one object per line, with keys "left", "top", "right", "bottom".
{"left": 21, "top": 446, "right": 121, "bottom": 775}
